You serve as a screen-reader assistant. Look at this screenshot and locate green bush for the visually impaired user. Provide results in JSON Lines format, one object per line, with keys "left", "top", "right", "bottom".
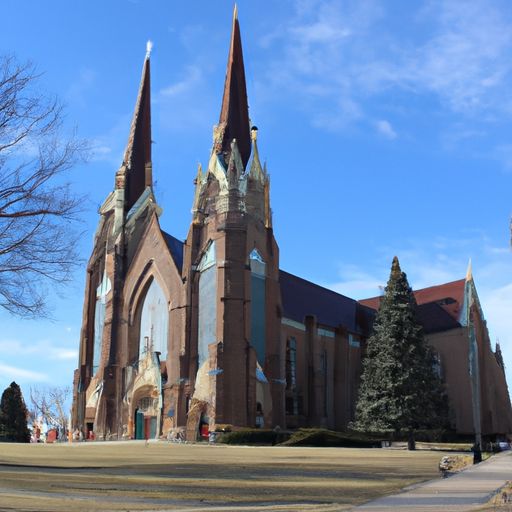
{"left": 406, "top": 429, "right": 464, "bottom": 443}
{"left": 281, "top": 428, "right": 382, "bottom": 448}
{"left": 218, "top": 428, "right": 290, "bottom": 445}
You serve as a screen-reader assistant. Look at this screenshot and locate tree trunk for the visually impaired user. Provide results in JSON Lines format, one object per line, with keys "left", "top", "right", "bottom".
{"left": 407, "top": 430, "right": 416, "bottom": 450}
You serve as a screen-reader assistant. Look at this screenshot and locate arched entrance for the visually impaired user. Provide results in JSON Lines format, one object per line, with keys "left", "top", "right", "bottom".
{"left": 133, "top": 393, "right": 159, "bottom": 440}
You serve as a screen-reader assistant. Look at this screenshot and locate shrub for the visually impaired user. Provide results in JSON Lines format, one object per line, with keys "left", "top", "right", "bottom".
{"left": 281, "top": 428, "right": 382, "bottom": 448}
{"left": 218, "top": 428, "right": 290, "bottom": 445}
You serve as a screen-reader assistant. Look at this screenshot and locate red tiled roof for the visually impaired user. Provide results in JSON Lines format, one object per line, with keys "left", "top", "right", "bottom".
{"left": 359, "top": 279, "right": 466, "bottom": 323}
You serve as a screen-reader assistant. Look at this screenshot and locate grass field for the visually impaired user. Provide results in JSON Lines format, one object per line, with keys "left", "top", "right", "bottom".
{"left": 0, "top": 441, "right": 456, "bottom": 511}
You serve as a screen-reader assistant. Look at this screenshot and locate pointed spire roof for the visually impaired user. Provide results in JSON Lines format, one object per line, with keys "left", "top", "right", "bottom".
{"left": 466, "top": 258, "right": 473, "bottom": 281}
{"left": 122, "top": 42, "right": 153, "bottom": 210}
{"left": 218, "top": 5, "right": 251, "bottom": 170}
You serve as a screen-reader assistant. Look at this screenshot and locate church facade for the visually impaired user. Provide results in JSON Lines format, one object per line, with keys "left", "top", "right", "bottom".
{"left": 72, "top": 10, "right": 512, "bottom": 441}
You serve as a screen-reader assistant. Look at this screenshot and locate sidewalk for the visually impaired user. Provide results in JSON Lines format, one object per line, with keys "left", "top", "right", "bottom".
{"left": 354, "top": 450, "right": 512, "bottom": 511}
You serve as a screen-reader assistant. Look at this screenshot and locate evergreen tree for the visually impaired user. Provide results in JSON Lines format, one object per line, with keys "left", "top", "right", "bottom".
{"left": 0, "top": 381, "right": 31, "bottom": 442}
{"left": 353, "top": 257, "right": 450, "bottom": 447}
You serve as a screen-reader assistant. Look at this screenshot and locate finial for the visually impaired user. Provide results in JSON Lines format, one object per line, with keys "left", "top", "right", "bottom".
{"left": 146, "top": 40, "right": 153, "bottom": 59}
{"left": 466, "top": 258, "right": 473, "bottom": 281}
{"left": 251, "top": 125, "right": 258, "bottom": 141}
{"left": 233, "top": 3, "right": 238, "bottom": 20}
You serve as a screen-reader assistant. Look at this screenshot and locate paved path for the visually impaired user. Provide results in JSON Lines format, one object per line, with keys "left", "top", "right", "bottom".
{"left": 354, "top": 450, "right": 512, "bottom": 511}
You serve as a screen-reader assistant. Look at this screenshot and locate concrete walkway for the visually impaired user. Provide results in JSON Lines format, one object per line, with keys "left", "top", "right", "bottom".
{"left": 354, "top": 450, "right": 512, "bottom": 511}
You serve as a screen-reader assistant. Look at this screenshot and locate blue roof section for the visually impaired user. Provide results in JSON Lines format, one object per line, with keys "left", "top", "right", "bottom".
{"left": 279, "top": 270, "right": 358, "bottom": 332}
{"left": 162, "top": 231, "right": 184, "bottom": 273}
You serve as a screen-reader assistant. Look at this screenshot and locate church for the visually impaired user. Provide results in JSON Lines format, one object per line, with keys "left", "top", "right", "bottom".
{"left": 72, "top": 8, "right": 512, "bottom": 442}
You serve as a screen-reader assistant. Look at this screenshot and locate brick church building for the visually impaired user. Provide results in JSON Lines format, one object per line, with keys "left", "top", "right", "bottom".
{"left": 72, "top": 9, "right": 512, "bottom": 441}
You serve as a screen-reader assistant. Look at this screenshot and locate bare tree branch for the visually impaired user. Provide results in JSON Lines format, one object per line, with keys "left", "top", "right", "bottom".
{"left": 30, "top": 386, "right": 71, "bottom": 435}
{"left": 0, "top": 54, "right": 88, "bottom": 317}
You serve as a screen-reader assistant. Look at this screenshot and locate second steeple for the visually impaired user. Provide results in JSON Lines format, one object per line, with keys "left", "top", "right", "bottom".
{"left": 217, "top": 5, "right": 251, "bottom": 170}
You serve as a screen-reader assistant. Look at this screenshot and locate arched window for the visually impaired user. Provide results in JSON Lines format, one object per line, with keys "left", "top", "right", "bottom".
{"left": 198, "top": 242, "right": 217, "bottom": 367}
{"left": 250, "top": 249, "right": 266, "bottom": 365}
{"left": 139, "top": 279, "right": 168, "bottom": 360}
{"left": 93, "top": 270, "right": 111, "bottom": 374}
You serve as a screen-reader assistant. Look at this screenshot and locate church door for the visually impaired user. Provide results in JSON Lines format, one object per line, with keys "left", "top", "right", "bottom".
{"left": 135, "top": 409, "right": 144, "bottom": 440}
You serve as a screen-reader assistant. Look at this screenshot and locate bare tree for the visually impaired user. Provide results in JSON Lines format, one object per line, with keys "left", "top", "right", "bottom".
{"left": 0, "top": 55, "right": 86, "bottom": 317}
{"left": 30, "top": 385, "right": 71, "bottom": 437}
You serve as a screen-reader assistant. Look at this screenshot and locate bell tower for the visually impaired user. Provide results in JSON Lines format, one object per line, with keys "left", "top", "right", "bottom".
{"left": 182, "top": 7, "right": 284, "bottom": 434}
{"left": 73, "top": 44, "right": 157, "bottom": 439}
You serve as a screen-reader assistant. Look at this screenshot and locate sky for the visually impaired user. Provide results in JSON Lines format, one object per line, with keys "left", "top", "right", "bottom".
{"left": 1, "top": 0, "right": 512, "bottom": 407}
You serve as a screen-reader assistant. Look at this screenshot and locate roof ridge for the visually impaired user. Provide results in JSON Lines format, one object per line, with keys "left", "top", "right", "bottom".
{"left": 279, "top": 269, "right": 356, "bottom": 303}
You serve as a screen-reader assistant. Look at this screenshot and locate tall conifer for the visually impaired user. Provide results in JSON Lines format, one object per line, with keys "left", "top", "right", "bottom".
{"left": 354, "top": 257, "right": 449, "bottom": 446}
{"left": 0, "top": 381, "right": 30, "bottom": 442}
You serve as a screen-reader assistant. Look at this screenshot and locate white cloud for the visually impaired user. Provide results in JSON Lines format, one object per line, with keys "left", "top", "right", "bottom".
{"left": 407, "top": 0, "right": 512, "bottom": 114}
{"left": 0, "top": 339, "right": 77, "bottom": 362}
{"left": 51, "top": 350, "right": 78, "bottom": 361}
{"left": 260, "top": 0, "right": 512, "bottom": 141}
{"left": 90, "top": 141, "right": 113, "bottom": 162}
{"left": 0, "top": 362, "right": 49, "bottom": 382}
{"left": 160, "top": 65, "right": 202, "bottom": 97}
{"left": 374, "top": 119, "right": 397, "bottom": 139}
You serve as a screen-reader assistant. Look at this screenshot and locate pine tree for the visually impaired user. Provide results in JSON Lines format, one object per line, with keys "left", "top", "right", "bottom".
{"left": 353, "top": 257, "right": 450, "bottom": 447}
{"left": 0, "top": 381, "right": 31, "bottom": 442}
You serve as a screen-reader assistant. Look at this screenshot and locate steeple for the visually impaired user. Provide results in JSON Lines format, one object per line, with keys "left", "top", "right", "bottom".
{"left": 465, "top": 258, "right": 473, "bottom": 282}
{"left": 217, "top": 5, "right": 251, "bottom": 170}
{"left": 120, "top": 42, "right": 153, "bottom": 211}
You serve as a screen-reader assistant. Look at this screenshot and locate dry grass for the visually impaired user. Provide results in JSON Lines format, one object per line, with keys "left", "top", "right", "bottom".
{"left": 475, "top": 480, "right": 512, "bottom": 512}
{"left": 0, "top": 441, "right": 455, "bottom": 511}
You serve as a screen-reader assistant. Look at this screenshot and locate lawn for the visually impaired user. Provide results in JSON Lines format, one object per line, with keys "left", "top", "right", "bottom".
{"left": 0, "top": 441, "right": 456, "bottom": 511}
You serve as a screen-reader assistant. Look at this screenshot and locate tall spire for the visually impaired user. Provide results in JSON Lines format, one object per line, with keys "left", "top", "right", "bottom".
{"left": 218, "top": 5, "right": 251, "bottom": 170}
{"left": 466, "top": 258, "right": 473, "bottom": 281}
{"left": 122, "top": 42, "right": 153, "bottom": 210}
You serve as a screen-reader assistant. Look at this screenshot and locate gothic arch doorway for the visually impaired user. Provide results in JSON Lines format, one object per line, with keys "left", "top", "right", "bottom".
{"left": 133, "top": 393, "right": 159, "bottom": 440}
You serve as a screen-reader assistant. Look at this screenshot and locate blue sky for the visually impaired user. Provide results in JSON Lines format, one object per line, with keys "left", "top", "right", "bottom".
{"left": 1, "top": 0, "right": 512, "bottom": 405}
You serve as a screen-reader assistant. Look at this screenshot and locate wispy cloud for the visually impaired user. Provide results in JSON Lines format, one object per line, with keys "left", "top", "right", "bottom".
{"left": 259, "top": 0, "right": 512, "bottom": 144}
{"left": 51, "top": 349, "right": 78, "bottom": 361}
{"left": 409, "top": 0, "right": 512, "bottom": 114}
{"left": 0, "top": 362, "right": 49, "bottom": 382}
{"left": 0, "top": 339, "right": 77, "bottom": 362}
{"left": 156, "top": 63, "right": 215, "bottom": 134}
{"left": 374, "top": 119, "right": 397, "bottom": 139}
{"left": 160, "top": 65, "right": 202, "bottom": 97}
